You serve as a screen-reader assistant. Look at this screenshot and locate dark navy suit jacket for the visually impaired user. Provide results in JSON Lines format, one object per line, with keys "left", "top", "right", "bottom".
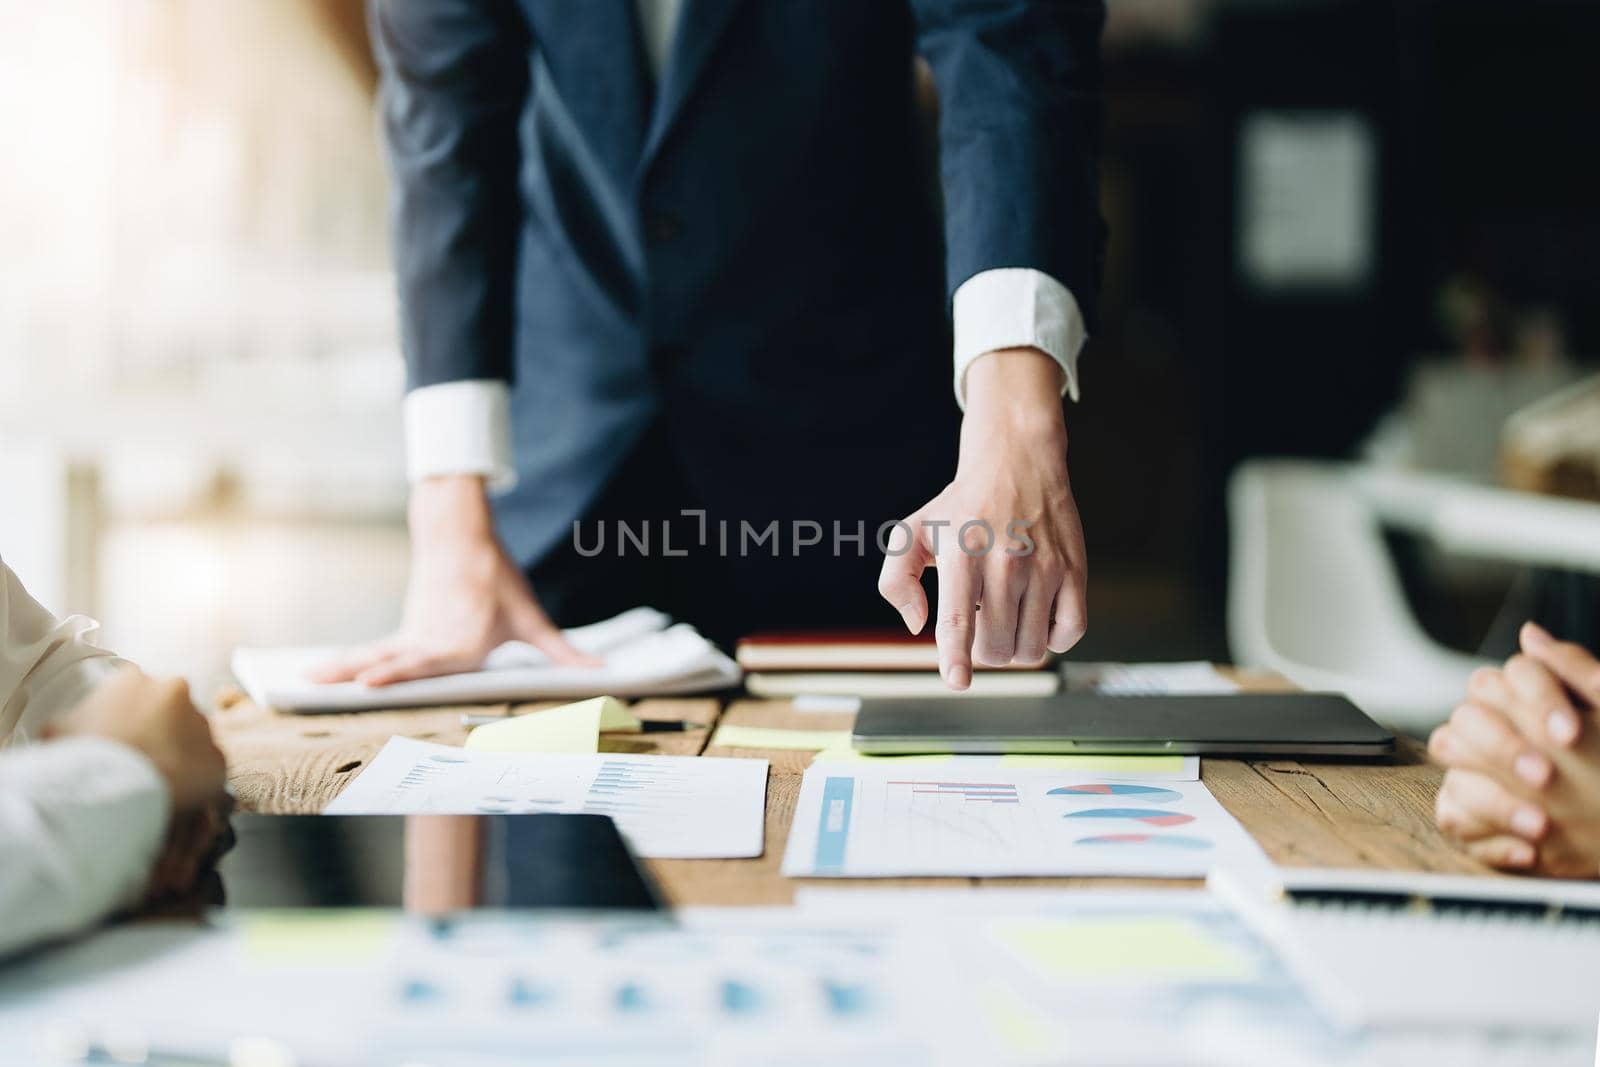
{"left": 372, "top": 0, "right": 1105, "bottom": 571}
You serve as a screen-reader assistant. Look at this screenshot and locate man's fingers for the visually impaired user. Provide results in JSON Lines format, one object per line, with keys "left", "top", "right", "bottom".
{"left": 1014, "top": 579, "right": 1054, "bottom": 666}
{"left": 305, "top": 643, "right": 398, "bottom": 684}
{"left": 508, "top": 597, "right": 601, "bottom": 668}
{"left": 877, "top": 518, "right": 932, "bottom": 635}
{"left": 975, "top": 554, "right": 1024, "bottom": 666}
{"left": 1522, "top": 621, "right": 1600, "bottom": 713}
{"left": 355, "top": 650, "right": 471, "bottom": 687}
{"left": 934, "top": 552, "right": 980, "bottom": 690}
{"left": 1463, "top": 666, "right": 1556, "bottom": 746}
{"left": 1435, "top": 769, "right": 1547, "bottom": 842}
{"left": 1502, "top": 653, "right": 1582, "bottom": 749}
{"left": 1428, "top": 703, "right": 1553, "bottom": 791}
{"left": 1047, "top": 575, "right": 1087, "bottom": 654}
{"left": 1465, "top": 834, "right": 1538, "bottom": 870}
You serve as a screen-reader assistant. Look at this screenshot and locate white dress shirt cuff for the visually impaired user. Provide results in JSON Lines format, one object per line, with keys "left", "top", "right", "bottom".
{"left": 403, "top": 380, "right": 516, "bottom": 493}
{"left": 952, "top": 268, "right": 1088, "bottom": 409}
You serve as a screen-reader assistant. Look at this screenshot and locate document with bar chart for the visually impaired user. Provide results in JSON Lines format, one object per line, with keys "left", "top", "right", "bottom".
{"left": 326, "top": 737, "right": 768, "bottom": 858}
{"left": 782, "top": 761, "right": 1266, "bottom": 878}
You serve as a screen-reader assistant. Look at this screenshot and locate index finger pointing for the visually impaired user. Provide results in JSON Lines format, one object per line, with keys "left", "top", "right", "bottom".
{"left": 934, "top": 551, "right": 980, "bottom": 691}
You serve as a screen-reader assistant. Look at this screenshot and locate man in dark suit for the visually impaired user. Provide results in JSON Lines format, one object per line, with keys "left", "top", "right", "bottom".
{"left": 318, "top": 0, "right": 1105, "bottom": 691}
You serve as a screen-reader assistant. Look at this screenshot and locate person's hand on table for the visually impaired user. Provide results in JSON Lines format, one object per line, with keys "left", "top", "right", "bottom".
{"left": 309, "top": 474, "right": 598, "bottom": 687}
{"left": 1429, "top": 622, "right": 1600, "bottom": 878}
{"left": 877, "top": 348, "right": 1088, "bottom": 691}
{"left": 49, "top": 669, "right": 232, "bottom": 898}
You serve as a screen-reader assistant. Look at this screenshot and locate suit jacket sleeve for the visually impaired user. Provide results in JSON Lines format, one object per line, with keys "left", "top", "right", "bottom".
{"left": 912, "top": 0, "right": 1106, "bottom": 332}
{"left": 370, "top": 0, "right": 532, "bottom": 390}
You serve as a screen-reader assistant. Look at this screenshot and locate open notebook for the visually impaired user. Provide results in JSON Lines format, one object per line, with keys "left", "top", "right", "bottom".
{"left": 1210, "top": 863, "right": 1600, "bottom": 1032}
{"left": 231, "top": 608, "right": 741, "bottom": 713}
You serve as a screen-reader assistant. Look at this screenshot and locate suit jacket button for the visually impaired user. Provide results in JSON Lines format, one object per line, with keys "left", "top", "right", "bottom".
{"left": 645, "top": 210, "right": 684, "bottom": 245}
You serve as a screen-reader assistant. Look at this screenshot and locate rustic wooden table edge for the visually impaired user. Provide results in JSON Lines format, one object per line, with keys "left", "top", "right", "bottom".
{"left": 211, "top": 669, "right": 1486, "bottom": 908}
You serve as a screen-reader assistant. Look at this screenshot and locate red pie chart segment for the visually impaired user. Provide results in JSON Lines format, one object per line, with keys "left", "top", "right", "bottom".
{"left": 1062, "top": 808, "right": 1196, "bottom": 827}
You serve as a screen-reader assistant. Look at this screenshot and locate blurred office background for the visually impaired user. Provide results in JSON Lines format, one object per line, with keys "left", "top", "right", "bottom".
{"left": 1, "top": 0, "right": 1597, "bottom": 731}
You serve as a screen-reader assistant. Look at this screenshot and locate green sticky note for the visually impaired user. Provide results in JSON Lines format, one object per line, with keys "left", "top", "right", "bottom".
{"left": 710, "top": 725, "right": 851, "bottom": 751}
{"left": 998, "top": 754, "right": 1187, "bottom": 773}
{"left": 809, "top": 744, "right": 954, "bottom": 766}
{"left": 238, "top": 910, "right": 396, "bottom": 967}
{"left": 993, "top": 916, "right": 1257, "bottom": 982}
{"left": 465, "top": 696, "right": 637, "bottom": 753}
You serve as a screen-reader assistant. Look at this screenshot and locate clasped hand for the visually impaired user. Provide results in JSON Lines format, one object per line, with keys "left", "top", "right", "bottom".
{"left": 1430, "top": 622, "right": 1600, "bottom": 877}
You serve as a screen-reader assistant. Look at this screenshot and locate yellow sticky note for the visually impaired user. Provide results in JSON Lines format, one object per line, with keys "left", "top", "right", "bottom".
{"left": 465, "top": 696, "right": 637, "bottom": 753}
{"left": 238, "top": 909, "right": 396, "bottom": 968}
{"left": 810, "top": 744, "right": 954, "bottom": 766}
{"left": 999, "top": 754, "right": 1187, "bottom": 774}
{"left": 596, "top": 698, "right": 642, "bottom": 732}
{"left": 993, "top": 916, "right": 1257, "bottom": 982}
{"left": 806, "top": 748, "right": 1184, "bottom": 771}
{"left": 711, "top": 725, "right": 851, "bottom": 751}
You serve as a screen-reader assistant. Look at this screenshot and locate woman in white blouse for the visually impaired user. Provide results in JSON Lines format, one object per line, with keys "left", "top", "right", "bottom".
{"left": 0, "top": 557, "right": 227, "bottom": 956}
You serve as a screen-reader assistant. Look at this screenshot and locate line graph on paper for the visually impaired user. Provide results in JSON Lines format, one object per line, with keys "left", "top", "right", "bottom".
{"left": 870, "top": 778, "right": 1047, "bottom": 867}
{"left": 325, "top": 738, "right": 768, "bottom": 858}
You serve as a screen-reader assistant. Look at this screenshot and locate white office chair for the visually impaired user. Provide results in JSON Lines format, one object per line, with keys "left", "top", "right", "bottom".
{"left": 1228, "top": 460, "right": 1490, "bottom": 735}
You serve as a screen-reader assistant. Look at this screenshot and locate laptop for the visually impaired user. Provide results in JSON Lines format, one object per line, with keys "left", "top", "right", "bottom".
{"left": 850, "top": 692, "right": 1396, "bottom": 756}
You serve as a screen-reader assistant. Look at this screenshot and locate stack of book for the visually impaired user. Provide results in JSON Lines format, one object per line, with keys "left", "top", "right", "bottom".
{"left": 735, "top": 630, "right": 1060, "bottom": 699}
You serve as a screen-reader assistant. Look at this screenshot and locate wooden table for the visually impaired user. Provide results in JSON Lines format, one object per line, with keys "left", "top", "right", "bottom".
{"left": 212, "top": 673, "right": 1488, "bottom": 907}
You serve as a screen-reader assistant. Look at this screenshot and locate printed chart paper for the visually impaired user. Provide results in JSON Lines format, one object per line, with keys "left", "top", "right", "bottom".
{"left": 326, "top": 737, "right": 767, "bottom": 859}
{"left": 782, "top": 762, "right": 1264, "bottom": 878}
{"left": 0, "top": 913, "right": 980, "bottom": 1067}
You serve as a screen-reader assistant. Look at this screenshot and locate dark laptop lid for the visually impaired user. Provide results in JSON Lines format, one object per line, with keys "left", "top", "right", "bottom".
{"left": 850, "top": 693, "right": 1396, "bottom": 755}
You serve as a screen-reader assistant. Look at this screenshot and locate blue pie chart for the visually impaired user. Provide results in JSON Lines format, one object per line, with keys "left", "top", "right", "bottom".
{"left": 1047, "top": 783, "right": 1182, "bottom": 803}
{"left": 1075, "top": 833, "right": 1213, "bottom": 849}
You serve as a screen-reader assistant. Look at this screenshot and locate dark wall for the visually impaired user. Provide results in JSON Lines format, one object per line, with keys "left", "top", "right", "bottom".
{"left": 1077, "top": 0, "right": 1600, "bottom": 658}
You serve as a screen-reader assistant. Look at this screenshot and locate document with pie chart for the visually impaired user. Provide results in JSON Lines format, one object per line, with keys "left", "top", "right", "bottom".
{"left": 783, "top": 762, "right": 1268, "bottom": 878}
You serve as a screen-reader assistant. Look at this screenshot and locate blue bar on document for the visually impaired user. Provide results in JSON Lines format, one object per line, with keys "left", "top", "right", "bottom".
{"left": 814, "top": 776, "right": 854, "bottom": 873}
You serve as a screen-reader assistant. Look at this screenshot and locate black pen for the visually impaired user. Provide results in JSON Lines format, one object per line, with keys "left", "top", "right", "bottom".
{"left": 637, "top": 719, "right": 696, "bottom": 733}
